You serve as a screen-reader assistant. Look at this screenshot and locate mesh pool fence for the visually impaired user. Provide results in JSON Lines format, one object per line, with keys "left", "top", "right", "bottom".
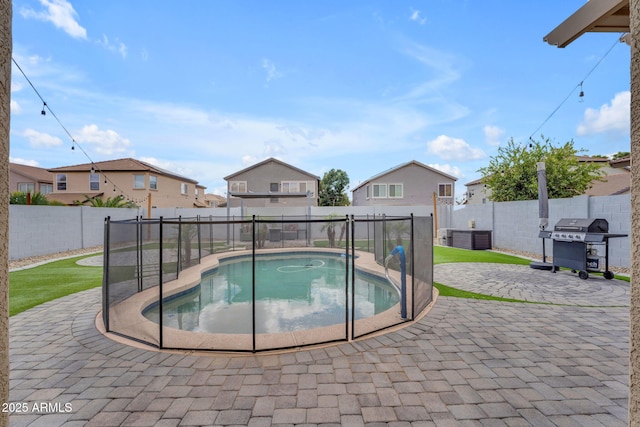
{"left": 103, "top": 214, "right": 433, "bottom": 352}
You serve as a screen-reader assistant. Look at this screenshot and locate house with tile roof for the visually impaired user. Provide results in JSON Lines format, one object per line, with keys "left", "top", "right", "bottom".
{"left": 9, "top": 163, "right": 54, "bottom": 195}
{"left": 351, "top": 160, "right": 457, "bottom": 206}
{"left": 47, "top": 158, "right": 206, "bottom": 208}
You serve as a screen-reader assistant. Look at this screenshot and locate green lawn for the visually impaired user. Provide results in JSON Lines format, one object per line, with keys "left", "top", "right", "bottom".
{"left": 9, "top": 255, "right": 103, "bottom": 316}
{"left": 434, "top": 245, "right": 531, "bottom": 266}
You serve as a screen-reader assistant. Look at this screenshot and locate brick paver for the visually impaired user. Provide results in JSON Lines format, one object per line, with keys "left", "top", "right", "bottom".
{"left": 8, "top": 263, "right": 629, "bottom": 426}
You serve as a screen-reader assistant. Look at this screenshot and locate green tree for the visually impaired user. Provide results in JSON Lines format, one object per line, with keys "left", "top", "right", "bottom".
{"left": 478, "top": 136, "right": 604, "bottom": 202}
{"left": 319, "top": 169, "right": 350, "bottom": 206}
{"left": 82, "top": 194, "right": 137, "bottom": 208}
{"left": 612, "top": 151, "right": 630, "bottom": 160}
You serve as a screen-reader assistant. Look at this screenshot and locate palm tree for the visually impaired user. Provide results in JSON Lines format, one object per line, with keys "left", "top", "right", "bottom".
{"left": 82, "top": 194, "right": 137, "bottom": 208}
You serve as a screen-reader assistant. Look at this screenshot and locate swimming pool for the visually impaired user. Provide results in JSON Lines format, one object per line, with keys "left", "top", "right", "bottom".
{"left": 143, "top": 253, "right": 400, "bottom": 334}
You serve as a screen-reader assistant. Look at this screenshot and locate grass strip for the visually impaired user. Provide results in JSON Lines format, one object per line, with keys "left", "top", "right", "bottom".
{"left": 9, "top": 255, "right": 103, "bottom": 316}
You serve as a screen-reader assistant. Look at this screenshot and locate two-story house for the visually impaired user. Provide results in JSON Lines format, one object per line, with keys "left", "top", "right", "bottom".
{"left": 9, "top": 163, "right": 54, "bottom": 195}
{"left": 351, "top": 160, "right": 457, "bottom": 206}
{"left": 224, "top": 158, "right": 320, "bottom": 208}
{"left": 47, "top": 158, "right": 206, "bottom": 208}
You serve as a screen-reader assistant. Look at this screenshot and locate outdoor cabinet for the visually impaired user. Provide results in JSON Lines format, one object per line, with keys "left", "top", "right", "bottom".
{"left": 450, "top": 229, "right": 492, "bottom": 250}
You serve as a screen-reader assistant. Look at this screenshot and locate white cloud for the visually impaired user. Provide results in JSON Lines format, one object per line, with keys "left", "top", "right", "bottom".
{"left": 20, "top": 0, "right": 87, "bottom": 40}
{"left": 484, "top": 125, "right": 505, "bottom": 146}
{"left": 10, "top": 100, "right": 22, "bottom": 114}
{"left": 242, "top": 155, "right": 258, "bottom": 166}
{"left": 409, "top": 9, "right": 427, "bottom": 25}
{"left": 22, "top": 129, "right": 64, "bottom": 147}
{"left": 75, "top": 124, "right": 132, "bottom": 155}
{"left": 97, "top": 34, "right": 128, "bottom": 58}
{"left": 427, "top": 134, "right": 486, "bottom": 161}
{"left": 428, "top": 163, "right": 463, "bottom": 178}
{"left": 262, "top": 58, "right": 283, "bottom": 84}
{"left": 9, "top": 157, "right": 40, "bottom": 167}
{"left": 577, "top": 91, "right": 630, "bottom": 136}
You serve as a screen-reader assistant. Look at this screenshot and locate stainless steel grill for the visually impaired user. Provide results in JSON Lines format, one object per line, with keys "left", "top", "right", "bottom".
{"left": 551, "top": 218, "right": 626, "bottom": 280}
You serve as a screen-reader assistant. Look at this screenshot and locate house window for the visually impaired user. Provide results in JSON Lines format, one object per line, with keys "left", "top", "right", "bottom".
{"left": 181, "top": 183, "right": 188, "bottom": 195}
{"left": 56, "top": 174, "right": 67, "bottom": 191}
{"left": 270, "top": 183, "right": 279, "bottom": 203}
{"left": 366, "top": 185, "right": 370, "bottom": 199}
{"left": 40, "top": 184, "right": 53, "bottom": 194}
{"left": 150, "top": 176, "right": 157, "bottom": 190}
{"left": 372, "top": 184, "right": 387, "bottom": 198}
{"left": 18, "top": 183, "right": 35, "bottom": 194}
{"left": 438, "top": 183, "right": 453, "bottom": 198}
{"left": 388, "top": 184, "right": 403, "bottom": 198}
{"left": 133, "top": 174, "right": 145, "bottom": 189}
{"left": 90, "top": 173, "right": 100, "bottom": 191}
{"left": 281, "top": 181, "right": 313, "bottom": 193}
{"left": 230, "top": 181, "right": 247, "bottom": 193}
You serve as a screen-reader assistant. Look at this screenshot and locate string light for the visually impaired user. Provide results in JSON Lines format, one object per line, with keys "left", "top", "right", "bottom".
{"left": 528, "top": 35, "right": 622, "bottom": 139}
{"left": 12, "top": 56, "right": 153, "bottom": 206}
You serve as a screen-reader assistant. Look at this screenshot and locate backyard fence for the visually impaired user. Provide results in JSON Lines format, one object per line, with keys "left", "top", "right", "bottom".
{"left": 102, "top": 214, "right": 434, "bottom": 352}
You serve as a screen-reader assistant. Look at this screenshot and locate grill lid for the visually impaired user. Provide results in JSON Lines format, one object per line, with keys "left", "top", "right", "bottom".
{"left": 553, "top": 218, "right": 608, "bottom": 233}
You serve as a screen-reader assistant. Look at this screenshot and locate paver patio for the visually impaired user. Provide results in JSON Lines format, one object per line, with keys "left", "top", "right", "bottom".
{"left": 8, "top": 263, "right": 629, "bottom": 426}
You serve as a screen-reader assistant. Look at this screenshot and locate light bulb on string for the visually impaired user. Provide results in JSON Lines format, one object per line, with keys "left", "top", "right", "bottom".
{"left": 41, "top": 102, "right": 46, "bottom": 116}
{"left": 578, "top": 82, "right": 584, "bottom": 103}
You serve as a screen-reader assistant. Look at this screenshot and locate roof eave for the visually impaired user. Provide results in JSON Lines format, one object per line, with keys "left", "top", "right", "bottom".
{"left": 543, "top": 0, "right": 629, "bottom": 48}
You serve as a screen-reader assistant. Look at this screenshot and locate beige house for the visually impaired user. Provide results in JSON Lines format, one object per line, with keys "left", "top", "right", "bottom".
{"left": 224, "top": 157, "right": 320, "bottom": 208}
{"left": 9, "top": 163, "right": 54, "bottom": 195}
{"left": 352, "top": 160, "right": 457, "bottom": 206}
{"left": 47, "top": 158, "right": 206, "bottom": 208}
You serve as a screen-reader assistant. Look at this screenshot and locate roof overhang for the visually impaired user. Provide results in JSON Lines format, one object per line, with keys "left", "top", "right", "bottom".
{"left": 544, "top": 0, "right": 629, "bottom": 48}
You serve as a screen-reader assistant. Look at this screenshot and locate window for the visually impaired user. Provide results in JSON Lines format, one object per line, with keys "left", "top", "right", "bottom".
{"left": 229, "top": 181, "right": 246, "bottom": 193}
{"left": 372, "top": 184, "right": 387, "bottom": 198}
{"left": 90, "top": 173, "right": 100, "bottom": 191}
{"left": 270, "top": 183, "right": 279, "bottom": 203}
{"left": 388, "top": 184, "right": 403, "bottom": 198}
{"left": 181, "top": 183, "right": 188, "bottom": 195}
{"left": 56, "top": 174, "right": 67, "bottom": 191}
{"left": 282, "top": 181, "right": 313, "bottom": 194}
{"left": 366, "top": 185, "right": 370, "bottom": 199}
{"left": 40, "top": 184, "right": 53, "bottom": 194}
{"left": 150, "top": 176, "right": 157, "bottom": 190}
{"left": 438, "top": 183, "right": 453, "bottom": 198}
{"left": 18, "top": 183, "right": 35, "bottom": 194}
{"left": 133, "top": 174, "right": 145, "bottom": 189}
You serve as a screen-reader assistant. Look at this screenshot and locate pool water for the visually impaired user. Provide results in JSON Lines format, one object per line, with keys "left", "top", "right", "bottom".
{"left": 143, "top": 254, "right": 399, "bottom": 334}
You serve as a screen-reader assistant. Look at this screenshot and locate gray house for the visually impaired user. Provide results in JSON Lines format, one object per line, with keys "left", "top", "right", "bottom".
{"left": 224, "top": 157, "right": 320, "bottom": 208}
{"left": 352, "top": 160, "right": 457, "bottom": 206}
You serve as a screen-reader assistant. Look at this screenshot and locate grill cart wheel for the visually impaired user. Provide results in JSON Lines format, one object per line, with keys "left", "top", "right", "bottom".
{"left": 578, "top": 271, "right": 589, "bottom": 280}
{"left": 603, "top": 271, "right": 614, "bottom": 280}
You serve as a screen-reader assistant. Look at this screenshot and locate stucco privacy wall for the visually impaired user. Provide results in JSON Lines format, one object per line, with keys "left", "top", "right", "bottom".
{"left": 8, "top": 205, "right": 140, "bottom": 260}
{"left": 451, "top": 194, "right": 631, "bottom": 268}
{"left": 9, "top": 205, "right": 435, "bottom": 261}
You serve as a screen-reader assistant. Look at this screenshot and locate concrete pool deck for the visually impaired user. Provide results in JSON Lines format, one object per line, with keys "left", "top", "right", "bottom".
{"left": 9, "top": 262, "right": 629, "bottom": 426}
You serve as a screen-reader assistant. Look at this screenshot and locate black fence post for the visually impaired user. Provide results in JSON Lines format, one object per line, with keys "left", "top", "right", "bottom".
{"left": 102, "top": 216, "right": 110, "bottom": 332}
{"left": 410, "top": 213, "right": 415, "bottom": 320}
{"left": 177, "top": 216, "right": 182, "bottom": 275}
{"left": 349, "top": 215, "right": 355, "bottom": 340}
{"left": 252, "top": 215, "right": 256, "bottom": 353}
{"left": 159, "top": 216, "right": 164, "bottom": 349}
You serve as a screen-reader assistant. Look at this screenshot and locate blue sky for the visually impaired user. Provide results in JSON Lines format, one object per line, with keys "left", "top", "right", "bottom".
{"left": 10, "top": 1, "right": 631, "bottom": 200}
